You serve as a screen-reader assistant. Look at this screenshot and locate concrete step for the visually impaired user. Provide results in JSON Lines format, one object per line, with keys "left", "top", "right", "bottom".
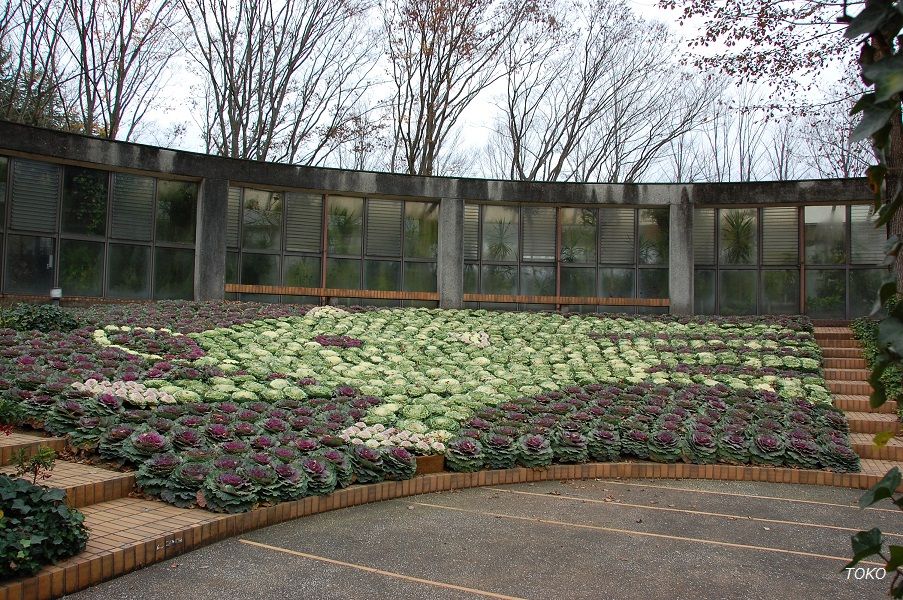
{"left": 0, "top": 430, "right": 67, "bottom": 466}
{"left": 834, "top": 395, "right": 898, "bottom": 414}
{"left": 828, "top": 380, "right": 873, "bottom": 395}
{"left": 1, "top": 459, "right": 135, "bottom": 508}
{"left": 822, "top": 347, "right": 864, "bottom": 359}
{"left": 817, "top": 338, "right": 862, "bottom": 348}
{"left": 851, "top": 432, "right": 903, "bottom": 461}
{"left": 846, "top": 411, "right": 901, "bottom": 434}
{"left": 824, "top": 368, "right": 871, "bottom": 381}
{"left": 824, "top": 357, "right": 868, "bottom": 370}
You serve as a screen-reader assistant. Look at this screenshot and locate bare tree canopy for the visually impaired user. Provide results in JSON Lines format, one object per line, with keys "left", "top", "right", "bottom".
{"left": 181, "top": 0, "right": 376, "bottom": 163}
{"left": 486, "top": 0, "right": 721, "bottom": 183}
{"left": 382, "top": 0, "right": 547, "bottom": 176}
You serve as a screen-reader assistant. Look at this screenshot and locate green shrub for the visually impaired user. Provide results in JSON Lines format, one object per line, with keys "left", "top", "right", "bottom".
{"left": 852, "top": 306, "right": 903, "bottom": 410}
{"left": 0, "top": 304, "right": 80, "bottom": 333}
{"left": 0, "top": 475, "right": 88, "bottom": 580}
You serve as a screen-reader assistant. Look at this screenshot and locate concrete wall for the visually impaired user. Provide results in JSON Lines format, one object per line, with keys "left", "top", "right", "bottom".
{"left": 0, "top": 121, "right": 876, "bottom": 313}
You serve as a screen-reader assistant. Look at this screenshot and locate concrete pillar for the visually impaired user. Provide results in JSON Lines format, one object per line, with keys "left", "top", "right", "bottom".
{"left": 437, "top": 197, "right": 464, "bottom": 308}
{"left": 194, "top": 177, "right": 228, "bottom": 301}
{"left": 668, "top": 188, "right": 693, "bottom": 315}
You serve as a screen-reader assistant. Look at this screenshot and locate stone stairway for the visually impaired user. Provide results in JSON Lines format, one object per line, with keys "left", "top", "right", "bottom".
{"left": 815, "top": 326, "right": 903, "bottom": 476}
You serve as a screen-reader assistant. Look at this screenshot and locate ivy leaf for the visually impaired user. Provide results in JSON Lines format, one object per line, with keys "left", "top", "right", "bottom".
{"left": 874, "top": 431, "right": 896, "bottom": 447}
{"left": 845, "top": 528, "right": 884, "bottom": 569}
{"left": 852, "top": 106, "right": 896, "bottom": 142}
{"left": 878, "top": 316, "right": 903, "bottom": 356}
{"left": 865, "top": 55, "right": 903, "bottom": 101}
{"left": 852, "top": 92, "right": 877, "bottom": 115}
{"left": 860, "top": 467, "right": 901, "bottom": 508}
{"left": 886, "top": 546, "right": 903, "bottom": 572}
{"left": 846, "top": 3, "right": 896, "bottom": 38}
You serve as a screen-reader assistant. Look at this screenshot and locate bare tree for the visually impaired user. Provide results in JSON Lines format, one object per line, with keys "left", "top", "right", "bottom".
{"left": 383, "top": 0, "right": 544, "bottom": 176}
{"left": 487, "top": 0, "right": 720, "bottom": 183}
{"left": 695, "top": 84, "right": 769, "bottom": 182}
{"left": 181, "top": 0, "right": 376, "bottom": 164}
{"left": 0, "top": 0, "right": 72, "bottom": 128}
{"left": 63, "top": 0, "right": 181, "bottom": 140}
{"left": 764, "top": 116, "right": 802, "bottom": 181}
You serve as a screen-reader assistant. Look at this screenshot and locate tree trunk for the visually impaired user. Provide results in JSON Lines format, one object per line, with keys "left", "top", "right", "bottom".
{"left": 886, "top": 110, "right": 903, "bottom": 289}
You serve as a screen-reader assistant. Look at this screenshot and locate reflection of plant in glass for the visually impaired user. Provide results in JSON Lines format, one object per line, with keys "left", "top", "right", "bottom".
{"left": 404, "top": 204, "right": 438, "bottom": 258}
{"left": 109, "top": 246, "right": 149, "bottom": 296}
{"left": 60, "top": 241, "right": 101, "bottom": 295}
{"left": 561, "top": 209, "right": 596, "bottom": 263}
{"left": 63, "top": 170, "right": 107, "bottom": 235}
{"left": 157, "top": 181, "right": 198, "bottom": 243}
{"left": 483, "top": 265, "right": 516, "bottom": 294}
{"left": 639, "top": 209, "right": 669, "bottom": 265}
{"left": 761, "top": 270, "right": 798, "bottom": 314}
{"left": 284, "top": 258, "right": 318, "bottom": 286}
{"left": 521, "top": 267, "right": 554, "bottom": 295}
{"left": 243, "top": 192, "right": 282, "bottom": 250}
{"left": 807, "top": 270, "right": 845, "bottom": 317}
{"left": 327, "top": 206, "right": 362, "bottom": 255}
{"left": 721, "top": 210, "right": 755, "bottom": 264}
{"left": 485, "top": 220, "right": 515, "bottom": 261}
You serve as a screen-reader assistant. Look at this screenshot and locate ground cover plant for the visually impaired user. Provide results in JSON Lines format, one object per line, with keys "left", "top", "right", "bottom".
{"left": 0, "top": 301, "right": 859, "bottom": 514}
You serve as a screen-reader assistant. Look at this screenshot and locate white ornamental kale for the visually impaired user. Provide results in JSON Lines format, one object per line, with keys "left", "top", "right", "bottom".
{"left": 72, "top": 379, "right": 177, "bottom": 407}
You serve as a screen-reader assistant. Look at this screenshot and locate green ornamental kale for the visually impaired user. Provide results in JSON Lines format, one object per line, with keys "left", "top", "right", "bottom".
{"left": 381, "top": 446, "right": 417, "bottom": 481}
{"left": 201, "top": 471, "right": 259, "bottom": 513}
{"left": 749, "top": 432, "right": 786, "bottom": 467}
{"left": 136, "top": 453, "right": 182, "bottom": 496}
{"left": 648, "top": 429, "right": 683, "bottom": 463}
{"left": 446, "top": 437, "right": 486, "bottom": 472}
{"left": 301, "top": 457, "right": 338, "bottom": 495}
{"left": 716, "top": 431, "right": 749, "bottom": 464}
{"left": 587, "top": 428, "right": 621, "bottom": 462}
{"left": 552, "top": 430, "right": 589, "bottom": 464}
{"left": 351, "top": 445, "right": 385, "bottom": 484}
{"left": 683, "top": 429, "right": 717, "bottom": 464}
{"left": 516, "top": 434, "right": 553, "bottom": 468}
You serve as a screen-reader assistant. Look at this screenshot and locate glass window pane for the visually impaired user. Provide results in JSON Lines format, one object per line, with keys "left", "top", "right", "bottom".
{"left": 226, "top": 188, "right": 241, "bottom": 248}
{"left": 521, "top": 207, "right": 555, "bottom": 262}
{"left": 285, "top": 192, "right": 322, "bottom": 253}
{"left": 600, "top": 267, "right": 635, "bottom": 298}
{"left": 5, "top": 235, "right": 54, "bottom": 294}
{"left": 851, "top": 204, "right": 886, "bottom": 264}
{"left": 719, "top": 208, "right": 757, "bottom": 266}
{"left": 226, "top": 251, "right": 239, "bottom": 284}
{"left": 464, "top": 263, "right": 478, "bottom": 293}
{"left": 59, "top": 239, "right": 103, "bottom": 296}
{"left": 365, "top": 260, "right": 401, "bottom": 290}
{"left": 561, "top": 266, "right": 595, "bottom": 297}
{"left": 762, "top": 207, "right": 798, "bottom": 265}
{"left": 481, "top": 265, "right": 517, "bottom": 294}
{"left": 404, "top": 262, "right": 436, "bottom": 292}
{"left": 284, "top": 255, "right": 321, "bottom": 287}
{"left": 107, "top": 244, "right": 150, "bottom": 299}
{"left": 241, "top": 253, "right": 280, "bottom": 286}
{"left": 520, "top": 265, "right": 555, "bottom": 295}
{"left": 639, "top": 209, "right": 669, "bottom": 265}
{"left": 719, "top": 270, "right": 757, "bottom": 315}
{"left": 762, "top": 270, "right": 799, "bottom": 315}
{"left": 61, "top": 166, "right": 107, "bottom": 236}
{"left": 560, "top": 208, "right": 596, "bottom": 264}
{"left": 366, "top": 199, "right": 402, "bottom": 257}
{"left": 156, "top": 180, "right": 197, "bottom": 244}
{"left": 0, "top": 156, "right": 7, "bottom": 228}
{"left": 155, "top": 247, "right": 194, "bottom": 300}
{"left": 112, "top": 173, "right": 154, "bottom": 241}
{"left": 850, "top": 269, "right": 885, "bottom": 318}
{"left": 599, "top": 208, "right": 635, "bottom": 264}
{"left": 693, "top": 208, "right": 715, "bottom": 265}
{"left": 694, "top": 269, "right": 715, "bottom": 315}
{"left": 482, "top": 205, "right": 518, "bottom": 262}
{"left": 638, "top": 268, "right": 668, "bottom": 298}
{"left": 463, "top": 204, "right": 480, "bottom": 260}
{"left": 404, "top": 202, "right": 439, "bottom": 259}
{"left": 242, "top": 189, "right": 282, "bottom": 251}
{"left": 11, "top": 159, "right": 60, "bottom": 232}
{"left": 805, "top": 205, "right": 846, "bottom": 265}
{"left": 327, "top": 196, "right": 363, "bottom": 256}
{"left": 806, "top": 269, "right": 846, "bottom": 319}
{"left": 326, "top": 258, "right": 361, "bottom": 289}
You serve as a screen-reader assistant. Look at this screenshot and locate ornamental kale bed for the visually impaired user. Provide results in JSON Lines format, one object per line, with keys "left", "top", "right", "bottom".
{"left": 0, "top": 302, "right": 859, "bottom": 514}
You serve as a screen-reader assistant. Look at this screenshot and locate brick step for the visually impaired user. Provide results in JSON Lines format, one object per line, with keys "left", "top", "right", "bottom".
{"left": 814, "top": 328, "right": 855, "bottom": 341}
{"left": 817, "top": 338, "right": 862, "bottom": 348}
{"left": 834, "top": 395, "right": 898, "bottom": 414}
{"left": 822, "top": 347, "right": 864, "bottom": 359}
{"left": 846, "top": 411, "right": 902, "bottom": 434}
{"left": 824, "top": 368, "right": 870, "bottom": 381}
{"left": 828, "top": 380, "right": 873, "bottom": 395}
{"left": 859, "top": 458, "right": 903, "bottom": 479}
{"left": 0, "top": 431, "right": 67, "bottom": 467}
{"left": 851, "top": 433, "right": 903, "bottom": 461}
{"left": 1, "top": 460, "right": 135, "bottom": 508}
{"left": 824, "top": 358, "right": 868, "bottom": 369}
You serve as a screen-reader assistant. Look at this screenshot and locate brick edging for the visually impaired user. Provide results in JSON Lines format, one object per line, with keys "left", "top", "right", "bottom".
{"left": 0, "top": 461, "right": 887, "bottom": 600}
